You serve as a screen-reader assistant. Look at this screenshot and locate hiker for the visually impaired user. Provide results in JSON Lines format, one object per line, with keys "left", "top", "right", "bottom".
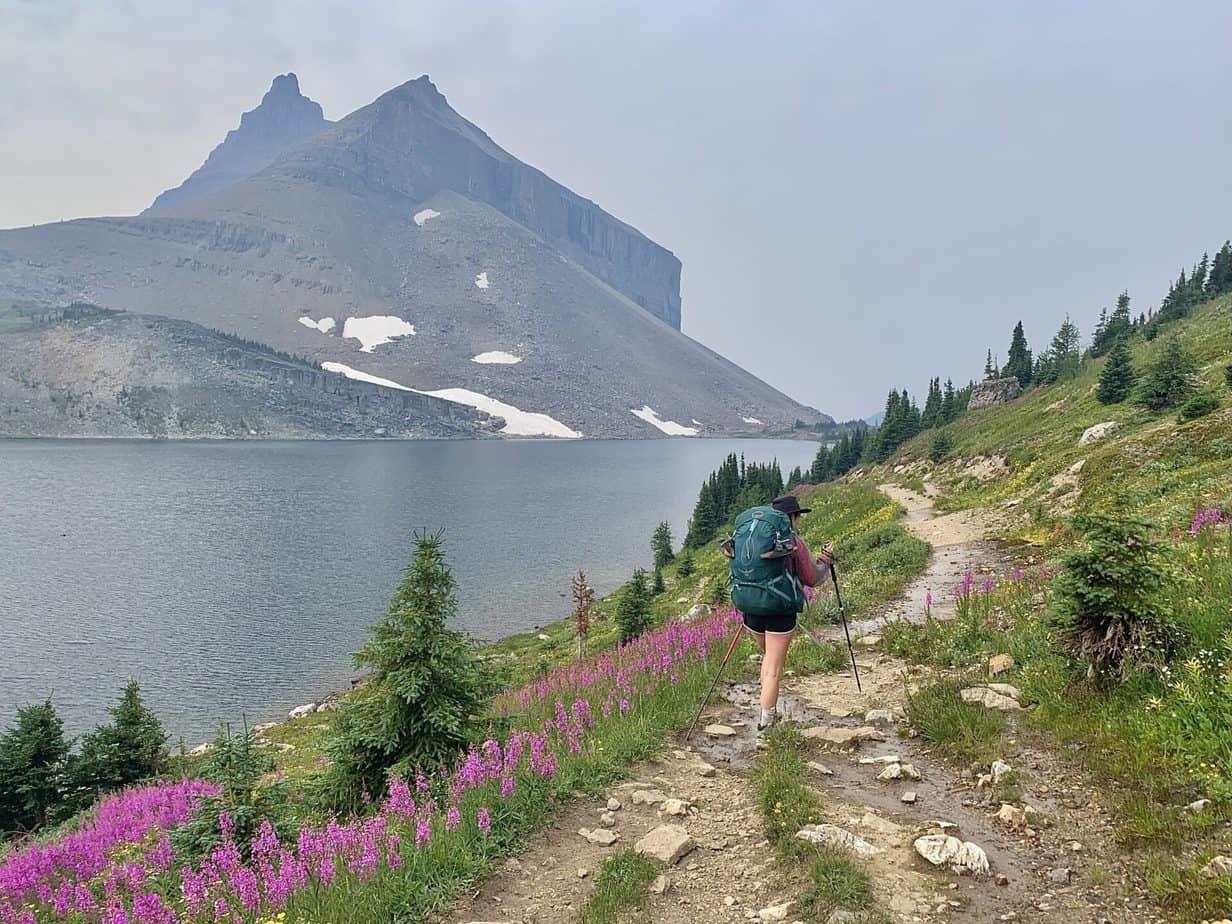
{"left": 723, "top": 494, "right": 833, "bottom": 732}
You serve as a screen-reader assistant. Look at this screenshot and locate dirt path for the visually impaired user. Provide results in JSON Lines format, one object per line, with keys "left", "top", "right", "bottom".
{"left": 447, "top": 485, "right": 1166, "bottom": 924}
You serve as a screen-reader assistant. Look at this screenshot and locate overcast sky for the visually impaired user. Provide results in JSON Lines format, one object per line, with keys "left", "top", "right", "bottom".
{"left": 2, "top": 1, "right": 1230, "bottom": 418}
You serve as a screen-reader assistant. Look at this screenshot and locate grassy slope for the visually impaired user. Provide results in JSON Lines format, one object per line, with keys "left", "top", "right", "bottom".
{"left": 872, "top": 293, "right": 1232, "bottom": 919}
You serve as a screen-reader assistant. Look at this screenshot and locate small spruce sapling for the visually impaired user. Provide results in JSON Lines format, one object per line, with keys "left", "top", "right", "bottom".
{"left": 617, "top": 568, "right": 654, "bottom": 643}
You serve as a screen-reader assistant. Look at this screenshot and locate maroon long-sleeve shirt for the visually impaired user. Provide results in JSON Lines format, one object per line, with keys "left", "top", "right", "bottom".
{"left": 788, "top": 535, "right": 825, "bottom": 587}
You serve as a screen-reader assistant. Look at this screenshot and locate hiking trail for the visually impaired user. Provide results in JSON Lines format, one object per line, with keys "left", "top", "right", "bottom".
{"left": 447, "top": 485, "right": 1166, "bottom": 924}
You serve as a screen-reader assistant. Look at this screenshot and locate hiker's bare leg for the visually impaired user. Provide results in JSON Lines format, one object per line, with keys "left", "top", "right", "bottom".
{"left": 749, "top": 631, "right": 766, "bottom": 655}
{"left": 760, "top": 630, "right": 794, "bottom": 713}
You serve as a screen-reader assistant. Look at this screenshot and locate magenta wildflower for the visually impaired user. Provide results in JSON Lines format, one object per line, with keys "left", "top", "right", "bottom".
{"left": 415, "top": 819, "right": 432, "bottom": 848}
{"left": 477, "top": 808, "right": 492, "bottom": 834}
{"left": 446, "top": 806, "right": 461, "bottom": 832}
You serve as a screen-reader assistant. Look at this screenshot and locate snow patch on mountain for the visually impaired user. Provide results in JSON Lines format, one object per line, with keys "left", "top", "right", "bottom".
{"left": 413, "top": 208, "right": 441, "bottom": 226}
{"left": 298, "top": 316, "right": 335, "bottom": 333}
{"left": 472, "top": 351, "right": 522, "bottom": 364}
{"left": 475, "top": 271, "right": 490, "bottom": 290}
{"left": 321, "top": 362, "right": 580, "bottom": 438}
{"left": 630, "top": 406, "right": 699, "bottom": 437}
{"left": 742, "top": 416, "right": 764, "bottom": 425}
{"left": 342, "top": 316, "right": 415, "bottom": 352}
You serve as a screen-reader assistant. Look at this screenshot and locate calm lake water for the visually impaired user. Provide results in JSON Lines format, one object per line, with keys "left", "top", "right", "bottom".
{"left": 0, "top": 438, "right": 817, "bottom": 744}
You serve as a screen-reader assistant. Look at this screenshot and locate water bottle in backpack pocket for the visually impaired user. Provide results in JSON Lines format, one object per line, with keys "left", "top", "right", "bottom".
{"left": 721, "top": 505, "right": 806, "bottom": 616}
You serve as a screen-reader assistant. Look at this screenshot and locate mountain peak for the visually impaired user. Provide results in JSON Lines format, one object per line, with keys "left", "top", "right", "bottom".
{"left": 145, "top": 73, "right": 331, "bottom": 214}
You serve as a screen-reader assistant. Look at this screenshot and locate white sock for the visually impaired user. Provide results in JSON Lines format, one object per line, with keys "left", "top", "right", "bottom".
{"left": 759, "top": 706, "right": 777, "bottom": 727}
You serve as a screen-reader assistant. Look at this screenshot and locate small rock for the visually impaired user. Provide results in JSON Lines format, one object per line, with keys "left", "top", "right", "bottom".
{"left": 858, "top": 754, "right": 902, "bottom": 764}
{"left": 995, "top": 874, "right": 1010, "bottom": 887}
{"left": 960, "top": 687, "right": 1022, "bottom": 711}
{"left": 537, "top": 633, "right": 551, "bottom": 641}
{"left": 986, "top": 682, "right": 1022, "bottom": 700}
{"left": 723, "top": 895, "right": 736, "bottom": 907}
{"left": 1185, "top": 798, "right": 1212, "bottom": 813}
{"left": 1049, "top": 867, "right": 1072, "bottom": 885}
{"left": 758, "top": 902, "right": 792, "bottom": 922}
{"left": 748, "top": 653, "right": 763, "bottom": 664}
{"left": 583, "top": 828, "right": 619, "bottom": 846}
{"left": 252, "top": 722, "right": 278, "bottom": 734}
{"left": 991, "top": 759, "right": 1014, "bottom": 784}
{"left": 913, "top": 834, "right": 990, "bottom": 875}
{"left": 988, "top": 654, "right": 1015, "bottom": 676}
{"left": 188, "top": 742, "right": 213, "bottom": 757}
{"left": 876, "top": 762, "right": 921, "bottom": 781}
{"left": 859, "top": 811, "right": 904, "bottom": 836}
{"left": 976, "top": 773, "right": 994, "bottom": 790}
{"left": 1202, "top": 855, "right": 1232, "bottom": 879}
{"left": 635, "top": 824, "right": 695, "bottom": 865}
{"left": 1068, "top": 841, "right": 1084, "bottom": 852}
{"left": 663, "top": 798, "right": 691, "bottom": 817}
{"left": 577, "top": 868, "right": 589, "bottom": 879}
{"left": 827, "top": 706, "right": 853, "bottom": 718}
{"left": 795, "top": 824, "right": 882, "bottom": 858}
{"left": 696, "top": 762, "right": 717, "bottom": 778}
{"left": 704, "top": 724, "right": 737, "bottom": 738}
{"left": 901, "top": 791, "right": 918, "bottom": 804}
{"left": 807, "top": 760, "right": 834, "bottom": 776}
{"left": 599, "top": 811, "right": 616, "bottom": 827}
{"left": 651, "top": 873, "right": 670, "bottom": 894}
{"left": 864, "top": 708, "right": 895, "bottom": 725}
{"left": 684, "top": 603, "right": 713, "bottom": 622}
{"left": 631, "top": 789, "right": 668, "bottom": 806}
{"left": 1068, "top": 458, "right": 1086, "bottom": 474}
{"left": 997, "top": 803, "right": 1026, "bottom": 829}
{"left": 856, "top": 635, "right": 882, "bottom": 647}
{"left": 607, "top": 797, "right": 622, "bottom": 811}
{"left": 801, "top": 726, "right": 886, "bottom": 747}
{"left": 287, "top": 703, "right": 317, "bottom": 720}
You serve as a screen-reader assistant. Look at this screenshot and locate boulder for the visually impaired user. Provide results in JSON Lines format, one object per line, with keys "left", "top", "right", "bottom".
{"left": 968, "top": 377, "right": 1023, "bottom": 410}
{"left": 758, "top": 902, "right": 793, "bottom": 921}
{"left": 684, "top": 603, "right": 713, "bottom": 622}
{"left": 864, "top": 708, "right": 896, "bottom": 725}
{"left": 1201, "top": 856, "right": 1232, "bottom": 879}
{"left": 580, "top": 827, "right": 619, "bottom": 846}
{"left": 960, "top": 687, "right": 1022, "bottom": 711}
{"left": 287, "top": 703, "right": 317, "bottom": 720}
{"left": 703, "top": 724, "right": 736, "bottom": 738}
{"left": 662, "top": 798, "right": 690, "bottom": 817}
{"left": 988, "top": 654, "right": 1015, "bottom": 676}
{"left": 795, "top": 824, "right": 882, "bottom": 858}
{"left": 986, "top": 683, "right": 1022, "bottom": 700}
{"left": 801, "top": 725, "right": 886, "bottom": 747}
{"left": 631, "top": 788, "right": 668, "bottom": 806}
{"left": 1079, "top": 421, "right": 1119, "bottom": 446}
{"left": 913, "top": 834, "right": 990, "bottom": 875}
{"left": 877, "top": 762, "right": 921, "bottom": 781}
{"left": 635, "top": 824, "right": 695, "bottom": 865}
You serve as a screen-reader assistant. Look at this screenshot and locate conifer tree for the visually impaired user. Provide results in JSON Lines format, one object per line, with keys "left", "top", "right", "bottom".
{"left": 324, "top": 531, "right": 495, "bottom": 808}
{"left": 984, "top": 349, "right": 995, "bottom": 379}
{"left": 785, "top": 466, "right": 803, "bottom": 490}
{"left": 1091, "top": 294, "right": 1131, "bottom": 357}
{"left": 941, "top": 379, "right": 957, "bottom": 423}
{"left": 1002, "top": 321, "right": 1033, "bottom": 386}
{"left": 1096, "top": 340, "right": 1135, "bottom": 405}
{"left": 1209, "top": 242, "right": 1232, "bottom": 297}
{"left": 651, "top": 521, "right": 675, "bottom": 570}
{"left": 68, "top": 681, "right": 168, "bottom": 807}
{"left": 1137, "top": 336, "right": 1199, "bottom": 411}
{"left": 617, "top": 569, "right": 653, "bottom": 643}
{"left": 0, "top": 700, "right": 69, "bottom": 833}
{"left": 677, "top": 552, "right": 695, "bottom": 578}
{"left": 652, "top": 570, "right": 666, "bottom": 595}
{"left": 921, "top": 377, "right": 942, "bottom": 429}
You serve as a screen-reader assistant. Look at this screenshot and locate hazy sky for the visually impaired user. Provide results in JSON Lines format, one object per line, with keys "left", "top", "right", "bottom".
{"left": 2, "top": 1, "right": 1230, "bottom": 418}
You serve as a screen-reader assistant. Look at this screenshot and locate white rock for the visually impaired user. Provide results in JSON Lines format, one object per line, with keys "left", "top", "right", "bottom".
{"left": 662, "top": 798, "right": 691, "bottom": 817}
{"left": 986, "top": 682, "right": 1022, "bottom": 700}
{"left": 631, "top": 789, "right": 668, "bottom": 806}
{"left": 635, "top": 824, "right": 695, "bottom": 864}
{"left": 1068, "top": 459, "right": 1087, "bottom": 474}
{"left": 913, "top": 834, "right": 990, "bottom": 875}
{"left": 1201, "top": 855, "right": 1232, "bottom": 879}
{"left": 856, "top": 635, "right": 882, "bottom": 647}
{"left": 901, "top": 791, "right": 918, "bottom": 804}
{"left": 599, "top": 811, "right": 617, "bottom": 827}
{"left": 697, "top": 762, "right": 717, "bottom": 778}
{"left": 795, "top": 824, "right": 882, "bottom": 858}
{"left": 801, "top": 726, "right": 886, "bottom": 747}
{"left": 583, "top": 828, "right": 619, "bottom": 846}
{"left": 988, "top": 654, "right": 1015, "bottom": 676}
{"left": 684, "top": 603, "right": 713, "bottom": 622}
{"left": 864, "top": 708, "right": 896, "bottom": 725}
{"left": 758, "top": 902, "right": 793, "bottom": 921}
{"left": 858, "top": 754, "right": 902, "bottom": 764}
{"left": 877, "top": 762, "right": 921, "bottom": 781}
{"left": 1079, "top": 421, "right": 1119, "bottom": 446}
{"left": 960, "top": 687, "right": 1022, "bottom": 711}
{"left": 704, "top": 724, "right": 737, "bottom": 738}
{"left": 288, "top": 703, "right": 317, "bottom": 720}
{"left": 607, "top": 797, "right": 622, "bottom": 811}
{"left": 807, "top": 761, "right": 834, "bottom": 776}
{"left": 1185, "top": 798, "right": 1212, "bottom": 813}
{"left": 651, "top": 874, "right": 670, "bottom": 894}
{"left": 188, "top": 743, "right": 213, "bottom": 757}
{"left": 537, "top": 633, "right": 551, "bottom": 641}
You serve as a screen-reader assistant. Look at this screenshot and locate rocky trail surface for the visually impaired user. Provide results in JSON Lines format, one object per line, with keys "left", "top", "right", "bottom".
{"left": 446, "top": 486, "right": 1168, "bottom": 924}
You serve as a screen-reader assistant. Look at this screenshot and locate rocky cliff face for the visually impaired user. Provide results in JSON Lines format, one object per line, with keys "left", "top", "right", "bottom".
{"left": 146, "top": 74, "right": 331, "bottom": 214}
{"left": 967, "top": 377, "right": 1023, "bottom": 410}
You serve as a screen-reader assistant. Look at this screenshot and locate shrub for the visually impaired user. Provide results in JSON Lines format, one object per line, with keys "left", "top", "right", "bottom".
{"left": 169, "top": 724, "right": 297, "bottom": 862}
{"left": 66, "top": 680, "right": 168, "bottom": 810}
{"left": 1225, "top": 364, "right": 1232, "bottom": 390}
{"left": 1049, "top": 513, "right": 1177, "bottom": 680}
{"left": 0, "top": 699, "right": 69, "bottom": 834}
{"left": 1179, "top": 392, "right": 1220, "bottom": 421}
{"left": 617, "top": 568, "right": 653, "bottom": 643}
{"left": 677, "top": 552, "right": 695, "bottom": 578}
{"left": 322, "top": 531, "right": 496, "bottom": 810}
{"left": 929, "top": 430, "right": 954, "bottom": 463}
{"left": 1137, "top": 336, "right": 1199, "bottom": 411}
{"left": 1096, "top": 340, "right": 1136, "bottom": 405}
{"left": 652, "top": 569, "right": 666, "bottom": 595}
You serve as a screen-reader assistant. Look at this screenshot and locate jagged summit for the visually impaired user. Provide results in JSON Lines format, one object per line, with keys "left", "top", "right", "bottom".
{"left": 145, "top": 73, "right": 332, "bottom": 214}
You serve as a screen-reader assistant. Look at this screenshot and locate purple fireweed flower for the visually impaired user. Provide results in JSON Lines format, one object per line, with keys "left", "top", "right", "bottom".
{"left": 415, "top": 819, "right": 432, "bottom": 848}
{"left": 501, "top": 777, "right": 515, "bottom": 800}
{"left": 1191, "top": 508, "right": 1224, "bottom": 537}
{"left": 446, "top": 806, "right": 461, "bottom": 832}
{"left": 983, "top": 579, "right": 995, "bottom": 594}
{"left": 477, "top": 808, "right": 492, "bottom": 834}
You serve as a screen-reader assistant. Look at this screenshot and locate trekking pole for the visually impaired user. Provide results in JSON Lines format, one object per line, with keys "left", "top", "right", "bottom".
{"left": 684, "top": 623, "right": 744, "bottom": 743}
{"left": 829, "top": 564, "right": 862, "bottom": 692}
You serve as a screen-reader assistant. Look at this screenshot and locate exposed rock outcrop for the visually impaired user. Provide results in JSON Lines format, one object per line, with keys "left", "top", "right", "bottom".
{"left": 968, "top": 377, "right": 1023, "bottom": 410}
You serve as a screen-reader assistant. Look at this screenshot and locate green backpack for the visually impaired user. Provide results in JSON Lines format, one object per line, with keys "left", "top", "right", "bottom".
{"left": 724, "top": 505, "right": 806, "bottom": 617}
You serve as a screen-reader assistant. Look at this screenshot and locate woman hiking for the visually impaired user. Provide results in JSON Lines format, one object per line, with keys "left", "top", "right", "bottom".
{"left": 724, "top": 494, "right": 833, "bottom": 732}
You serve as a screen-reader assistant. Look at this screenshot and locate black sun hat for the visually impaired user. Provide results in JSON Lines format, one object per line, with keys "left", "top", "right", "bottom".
{"left": 772, "top": 495, "right": 811, "bottom": 516}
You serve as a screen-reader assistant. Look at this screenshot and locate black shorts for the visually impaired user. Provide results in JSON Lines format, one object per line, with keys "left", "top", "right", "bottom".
{"left": 742, "top": 611, "right": 798, "bottom": 635}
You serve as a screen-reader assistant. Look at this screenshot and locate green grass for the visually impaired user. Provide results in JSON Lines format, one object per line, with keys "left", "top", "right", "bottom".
{"left": 754, "top": 725, "right": 878, "bottom": 920}
{"left": 577, "top": 851, "right": 662, "bottom": 924}
{"left": 904, "top": 679, "right": 1007, "bottom": 766}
